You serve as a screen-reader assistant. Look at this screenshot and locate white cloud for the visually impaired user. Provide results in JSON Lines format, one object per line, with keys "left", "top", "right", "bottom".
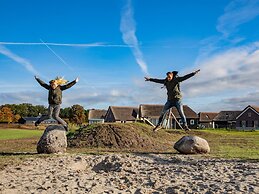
{"left": 0, "top": 45, "right": 40, "bottom": 75}
{"left": 0, "top": 91, "right": 46, "bottom": 105}
{"left": 186, "top": 42, "right": 259, "bottom": 97}
{"left": 217, "top": 0, "right": 259, "bottom": 37}
{"left": 120, "top": 0, "right": 148, "bottom": 75}
{"left": 191, "top": 0, "right": 259, "bottom": 112}
{"left": 198, "top": 0, "right": 259, "bottom": 61}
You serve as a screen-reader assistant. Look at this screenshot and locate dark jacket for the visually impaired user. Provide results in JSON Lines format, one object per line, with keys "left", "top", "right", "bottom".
{"left": 149, "top": 72, "right": 195, "bottom": 100}
{"left": 36, "top": 78, "right": 77, "bottom": 105}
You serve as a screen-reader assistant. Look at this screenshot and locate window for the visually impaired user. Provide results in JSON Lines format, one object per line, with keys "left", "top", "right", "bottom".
{"left": 248, "top": 112, "right": 252, "bottom": 117}
{"left": 190, "top": 119, "right": 195, "bottom": 125}
{"left": 255, "top": 120, "right": 258, "bottom": 127}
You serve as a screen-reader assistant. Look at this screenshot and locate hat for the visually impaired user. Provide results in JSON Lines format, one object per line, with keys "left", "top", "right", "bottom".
{"left": 166, "top": 71, "right": 178, "bottom": 76}
{"left": 172, "top": 71, "right": 178, "bottom": 76}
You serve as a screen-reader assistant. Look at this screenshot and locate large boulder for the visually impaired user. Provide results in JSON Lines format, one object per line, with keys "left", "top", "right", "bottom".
{"left": 37, "top": 125, "right": 67, "bottom": 154}
{"left": 173, "top": 136, "right": 210, "bottom": 154}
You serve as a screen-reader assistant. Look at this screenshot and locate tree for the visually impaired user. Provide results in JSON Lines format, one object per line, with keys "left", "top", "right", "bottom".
{"left": 69, "top": 104, "right": 86, "bottom": 125}
{"left": 60, "top": 107, "right": 72, "bottom": 119}
{"left": 13, "top": 114, "right": 21, "bottom": 123}
{"left": 0, "top": 106, "right": 14, "bottom": 123}
{"left": 0, "top": 103, "right": 47, "bottom": 117}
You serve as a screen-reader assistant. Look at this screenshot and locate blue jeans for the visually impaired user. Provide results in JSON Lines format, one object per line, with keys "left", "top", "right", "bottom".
{"left": 36, "top": 104, "right": 67, "bottom": 126}
{"left": 157, "top": 99, "right": 187, "bottom": 126}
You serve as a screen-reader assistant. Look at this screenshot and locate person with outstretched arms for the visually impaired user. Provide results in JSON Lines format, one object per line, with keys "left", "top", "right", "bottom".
{"left": 145, "top": 69, "right": 200, "bottom": 131}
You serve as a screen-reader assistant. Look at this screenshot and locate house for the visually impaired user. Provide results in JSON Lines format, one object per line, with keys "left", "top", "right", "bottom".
{"left": 139, "top": 104, "right": 198, "bottom": 129}
{"left": 105, "top": 106, "right": 139, "bottom": 123}
{"left": 213, "top": 111, "right": 241, "bottom": 129}
{"left": 139, "top": 104, "right": 163, "bottom": 126}
{"left": 88, "top": 109, "right": 107, "bottom": 124}
{"left": 198, "top": 112, "right": 218, "bottom": 128}
{"left": 235, "top": 105, "right": 259, "bottom": 130}
{"left": 18, "top": 117, "right": 58, "bottom": 125}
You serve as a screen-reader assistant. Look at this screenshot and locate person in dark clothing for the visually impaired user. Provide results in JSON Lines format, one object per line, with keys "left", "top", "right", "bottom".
{"left": 34, "top": 76, "right": 79, "bottom": 131}
{"left": 145, "top": 69, "right": 200, "bottom": 131}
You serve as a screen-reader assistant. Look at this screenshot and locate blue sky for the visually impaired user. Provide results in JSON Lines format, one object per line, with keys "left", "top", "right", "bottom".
{"left": 0, "top": 0, "right": 259, "bottom": 112}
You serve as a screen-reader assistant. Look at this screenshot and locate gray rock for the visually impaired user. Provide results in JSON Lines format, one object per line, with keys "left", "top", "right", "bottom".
{"left": 37, "top": 125, "right": 67, "bottom": 154}
{"left": 173, "top": 136, "right": 210, "bottom": 154}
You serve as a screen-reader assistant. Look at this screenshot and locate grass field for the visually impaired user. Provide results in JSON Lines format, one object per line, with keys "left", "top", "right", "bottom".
{"left": 0, "top": 129, "right": 43, "bottom": 140}
{"left": 194, "top": 129, "right": 259, "bottom": 159}
{"left": 0, "top": 126, "right": 258, "bottom": 169}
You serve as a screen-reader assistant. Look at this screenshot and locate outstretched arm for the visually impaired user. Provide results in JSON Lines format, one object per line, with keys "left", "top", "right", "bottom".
{"left": 144, "top": 77, "right": 165, "bottom": 84}
{"left": 34, "top": 76, "right": 50, "bottom": 90}
{"left": 177, "top": 69, "right": 200, "bottom": 82}
{"left": 60, "top": 77, "right": 79, "bottom": 90}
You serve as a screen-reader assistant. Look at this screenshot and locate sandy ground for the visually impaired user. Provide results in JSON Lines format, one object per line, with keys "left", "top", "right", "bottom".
{"left": 0, "top": 154, "right": 258, "bottom": 194}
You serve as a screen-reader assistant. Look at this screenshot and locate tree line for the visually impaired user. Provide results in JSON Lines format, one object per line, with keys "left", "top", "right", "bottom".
{"left": 0, "top": 103, "right": 88, "bottom": 124}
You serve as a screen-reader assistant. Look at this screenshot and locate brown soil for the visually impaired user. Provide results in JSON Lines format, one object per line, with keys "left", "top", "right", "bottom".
{"left": 67, "top": 123, "right": 177, "bottom": 152}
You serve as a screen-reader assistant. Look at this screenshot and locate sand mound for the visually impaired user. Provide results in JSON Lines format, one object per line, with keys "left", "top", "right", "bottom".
{"left": 67, "top": 123, "right": 166, "bottom": 150}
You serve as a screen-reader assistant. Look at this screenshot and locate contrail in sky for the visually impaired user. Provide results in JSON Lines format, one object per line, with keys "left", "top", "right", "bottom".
{"left": 40, "top": 39, "right": 74, "bottom": 71}
{"left": 0, "top": 41, "right": 131, "bottom": 48}
{"left": 40, "top": 39, "right": 91, "bottom": 87}
{"left": 120, "top": 0, "right": 149, "bottom": 75}
{"left": 0, "top": 45, "right": 40, "bottom": 76}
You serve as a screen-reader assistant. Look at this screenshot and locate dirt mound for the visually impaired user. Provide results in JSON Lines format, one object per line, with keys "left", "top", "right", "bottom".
{"left": 67, "top": 123, "right": 172, "bottom": 151}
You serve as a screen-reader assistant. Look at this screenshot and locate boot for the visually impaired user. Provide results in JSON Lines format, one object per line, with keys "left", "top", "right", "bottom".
{"left": 35, "top": 120, "right": 40, "bottom": 127}
{"left": 63, "top": 125, "right": 69, "bottom": 132}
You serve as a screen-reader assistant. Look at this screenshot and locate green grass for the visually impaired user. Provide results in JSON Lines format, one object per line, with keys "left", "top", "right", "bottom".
{"left": 194, "top": 129, "right": 259, "bottom": 159}
{"left": 0, "top": 129, "right": 43, "bottom": 140}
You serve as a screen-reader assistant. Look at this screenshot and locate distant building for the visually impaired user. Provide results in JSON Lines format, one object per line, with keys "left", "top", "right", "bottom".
{"left": 198, "top": 112, "right": 218, "bottom": 128}
{"left": 139, "top": 104, "right": 198, "bottom": 129}
{"left": 18, "top": 117, "right": 58, "bottom": 125}
{"left": 105, "top": 106, "right": 139, "bottom": 123}
{"left": 213, "top": 111, "right": 241, "bottom": 129}
{"left": 236, "top": 105, "right": 259, "bottom": 130}
{"left": 88, "top": 109, "right": 107, "bottom": 124}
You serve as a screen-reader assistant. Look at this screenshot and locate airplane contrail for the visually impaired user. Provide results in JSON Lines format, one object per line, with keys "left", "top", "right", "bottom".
{"left": 0, "top": 45, "right": 40, "bottom": 76}
{"left": 40, "top": 39, "right": 74, "bottom": 71}
{"left": 39, "top": 39, "right": 91, "bottom": 87}
{"left": 0, "top": 41, "right": 131, "bottom": 48}
{"left": 120, "top": 0, "right": 149, "bottom": 75}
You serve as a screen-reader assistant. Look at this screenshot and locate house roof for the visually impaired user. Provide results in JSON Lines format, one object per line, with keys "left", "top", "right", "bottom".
{"left": 236, "top": 105, "right": 259, "bottom": 120}
{"left": 251, "top": 105, "right": 259, "bottom": 113}
{"left": 139, "top": 104, "right": 198, "bottom": 119}
{"left": 88, "top": 109, "right": 107, "bottom": 120}
{"left": 21, "top": 117, "right": 39, "bottom": 121}
{"left": 213, "top": 111, "right": 241, "bottom": 121}
{"left": 20, "top": 117, "right": 57, "bottom": 122}
{"left": 139, "top": 104, "right": 163, "bottom": 118}
{"left": 199, "top": 112, "right": 218, "bottom": 122}
{"left": 108, "top": 106, "right": 139, "bottom": 121}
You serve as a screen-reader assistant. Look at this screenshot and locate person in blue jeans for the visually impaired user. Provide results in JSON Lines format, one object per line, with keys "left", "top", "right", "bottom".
{"left": 145, "top": 69, "right": 200, "bottom": 131}
{"left": 34, "top": 76, "right": 79, "bottom": 131}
